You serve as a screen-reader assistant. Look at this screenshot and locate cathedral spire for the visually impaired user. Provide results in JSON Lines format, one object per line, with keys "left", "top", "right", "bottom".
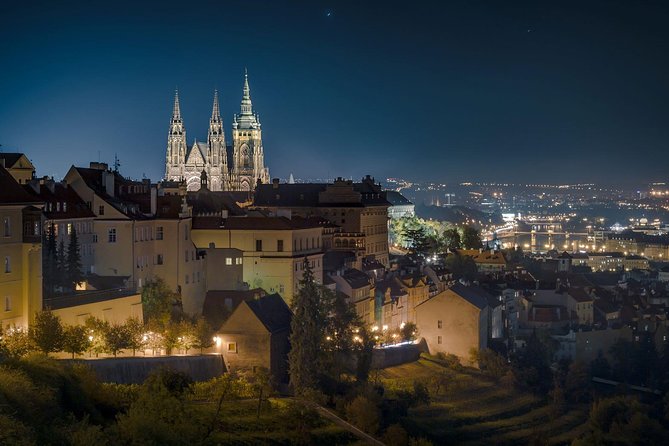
{"left": 172, "top": 89, "right": 182, "bottom": 121}
{"left": 211, "top": 89, "right": 221, "bottom": 121}
{"left": 240, "top": 69, "right": 253, "bottom": 116}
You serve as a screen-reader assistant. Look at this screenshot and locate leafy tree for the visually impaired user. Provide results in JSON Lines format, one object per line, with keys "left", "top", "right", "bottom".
{"left": 345, "top": 395, "right": 380, "bottom": 434}
{"left": 401, "top": 322, "right": 418, "bottom": 342}
{"left": 590, "top": 350, "right": 611, "bottom": 379}
{"left": 141, "top": 277, "right": 179, "bottom": 324}
{"left": 193, "top": 317, "right": 214, "bottom": 354}
{"left": 472, "top": 348, "right": 508, "bottom": 380}
{"left": 565, "top": 360, "right": 590, "bottom": 403}
{"left": 103, "top": 323, "right": 130, "bottom": 357}
{"left": 511, "top": 332, "right": 552, "bottom": 394}
{"left": 354, "top": 326, "right": 374, "bottom": 383}
{"left": 84, "top": 316, "right": 109, "bottom": 357}
{"left": 402, "top": 226, "right": 432, "bottom": 260}
{"left": 66, "top": 227, "right": 83, "bottom": 289}
{"left": 444, "top": 253, "right": 478, "bottom": 281}
{"left": 177, "top": 320, "right": 196, "bottom": 354}
{"left": 124, "top": 318, "right": 146, "bottom": 356}
{"left": 461, "top": 225, "right": 482, "bottom": 250}
{"left": 0, "top": 325, "right": 34, "bottom": 358}
{"left": 62, "top": 325, "right": 90, "bottom": 359}
{"left": 573, "top": 396, "right": 669, "bottom": 445}
{"left": 383, "top": 424, "right": 409, "bottom": 446}
{"left": 288, "top": 258, "right": 327, "bottom": 394}
{"left": 442, "top": 227, "right": 461, "bottom": 251}
{"left": 31, "top": 309, "right": 64, "bottom": 355}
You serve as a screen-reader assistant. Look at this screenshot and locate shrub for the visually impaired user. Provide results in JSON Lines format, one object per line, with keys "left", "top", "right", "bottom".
{"left": 345, "top": 395, "right": 380, "bottom": 434}
{"left": 383, "top": 423, "right": 409, "bottom": 446}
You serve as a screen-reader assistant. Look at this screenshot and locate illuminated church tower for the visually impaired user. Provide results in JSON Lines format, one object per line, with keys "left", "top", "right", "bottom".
{"left": 164, "top": 72, "right": 269, "bottom": 191}
{"left": 231, "top": 70, "right": 269, "bottom": 191}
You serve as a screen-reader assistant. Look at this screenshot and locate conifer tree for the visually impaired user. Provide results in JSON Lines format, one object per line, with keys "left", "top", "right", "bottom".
{"left": 288, "top": 257, "right": 326, "bottom": 394}
{"left": 66, "top": 227, "right": 83, "bottom": 289}
{"left": 43, "top": 222, "right": 58, "bottom": 297}
{"left": 56, "top": 239, "right": 67, "bottom": 292}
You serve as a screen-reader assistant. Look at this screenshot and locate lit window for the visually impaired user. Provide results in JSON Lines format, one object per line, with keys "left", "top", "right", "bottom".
{"left": 3, "top": 217, "right": 10, "bottom": 237}
{"left": 227, "top": 342, "right": 237, "bottom": 353}
{"left": 225, "top": 258, "right": 233, "bottom": 265}
{"left": 4, "top": 296, "right": 10, "bottom": 312}
{"left": 108, "top": 228, "right": 116, "bottom": 243}
{"left": 235, "top": 258, "right": 242, "bottom": 265}
{"left": 4, "top": 256, "right": 10, "bottom": 273}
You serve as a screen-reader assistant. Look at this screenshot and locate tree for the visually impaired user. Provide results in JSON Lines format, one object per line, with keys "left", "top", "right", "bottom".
{"left": 141, "top": 277, "right": 179, "bottom": 324}
{"left": 461, "top": 225, "right": 482, "bottom": 250}
{"left": 573, "top": 396, "right": 669, "bottom": 446}
{"left": 402, "top": 226, "right": 432, "bottom": 260}
{"left": 103, "top": 323, "right": 130, "bottom": 357}
{"left": 442, "top": 228, "right": 461, "bottom": 251}
{"left": 401, "top": 322, "right": 418, "bottom": 342}
{"left": 383, "top": 424, "right": 409, "bottom": 446}
{"left": 345, "top": 395, "right": 380, "bottom": 434}
{"left": 31, "top": 309, "right": 64, "bottom": 355}
{"left": 0, "top": 325, "right": 34, "bottom": 358}
{"left": 42, "top": 222, "right": 58, "bottom": 298}
{"left": 444, "top": 253, "right": 478, "bottom": 281}
{"left": 66, "top": 227, "right": 83, "bottom": 289}
{"left": 177, "top": 320, "right": 196, "bottom": 354}
{"left": 193, "top": 317, "right": 213, "bottom": 354}
{"left": 124, "top": 318, "right": 146, "bottom": 356}
{"left": 288, "top": 258, "right": 327, "bottom": 394}
{"left": 511, "top": 332, "right": 552, "bottom": 394}
{"left": 564, "top": 361, "right": 590, "bottom": 403}
{"left": 62, "top": 325, "right": 90, "bottom": 359}
{"left": 84, "top": 316, "right": 109, "bottom": 357}
{"left": 56, "top": 239, "right": 67, "bottom": 291}
{"left": 473, "top": 348, "right": 508, "bottom": 380}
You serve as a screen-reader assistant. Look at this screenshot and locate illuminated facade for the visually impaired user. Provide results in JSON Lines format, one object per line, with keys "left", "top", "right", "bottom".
{"left": 165, "top": 72, "right": 270, "bottom": 192}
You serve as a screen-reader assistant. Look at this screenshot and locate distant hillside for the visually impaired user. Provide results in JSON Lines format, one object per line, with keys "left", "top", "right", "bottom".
{"left": 415, "top": 204, "right": 502, "bottom": 225}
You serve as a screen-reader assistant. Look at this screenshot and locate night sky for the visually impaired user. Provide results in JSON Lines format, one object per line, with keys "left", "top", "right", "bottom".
{"left": 1, "top": 0, "right": 668, "bottom": 185}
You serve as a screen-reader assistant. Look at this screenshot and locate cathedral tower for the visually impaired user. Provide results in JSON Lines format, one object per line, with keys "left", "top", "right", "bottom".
{"left": 165, "top": 90, "right": 187, "bottom": 178}
{"left": 207, "top": 90, "right": 228, "bottom": 190}
{"left": 232, "top": 70, "right": 269, "bottom": 191}
{"left": 164, "top": 72, "right": 269, "bottom": 192}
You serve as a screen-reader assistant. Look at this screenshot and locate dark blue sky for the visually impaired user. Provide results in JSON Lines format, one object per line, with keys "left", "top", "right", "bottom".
{"left": 1, "top": 0, "right": 668, "bottom": 184}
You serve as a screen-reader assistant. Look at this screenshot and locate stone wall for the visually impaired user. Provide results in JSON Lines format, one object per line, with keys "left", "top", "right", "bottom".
{"left": 371, "top": 339, "right": 428, "bottom": 369}
{"left": 65, "top": 355, "right": 225, "bottom": 384}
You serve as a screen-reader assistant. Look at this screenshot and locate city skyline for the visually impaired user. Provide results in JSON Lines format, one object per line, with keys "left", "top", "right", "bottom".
{"left": 1, "top": 0, "right": 668, "bottom": 184}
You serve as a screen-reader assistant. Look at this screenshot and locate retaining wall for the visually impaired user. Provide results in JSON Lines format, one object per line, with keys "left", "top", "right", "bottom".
{"left": 65, "top": 354, "right": 225, "bottom": 384}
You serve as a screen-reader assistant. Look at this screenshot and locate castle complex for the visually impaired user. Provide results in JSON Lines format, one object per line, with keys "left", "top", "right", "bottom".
{"left": 164, "top": 72, "right": 269, "bottom": 191}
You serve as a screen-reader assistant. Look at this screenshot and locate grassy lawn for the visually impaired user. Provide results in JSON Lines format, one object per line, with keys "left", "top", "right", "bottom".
{"left": 379, "top": 358, "right": 589, "bottom": 445}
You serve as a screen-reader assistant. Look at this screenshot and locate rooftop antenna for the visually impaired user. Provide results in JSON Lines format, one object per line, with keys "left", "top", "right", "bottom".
{"left": 113, "top": 153, "right": 121, "bottom": 173}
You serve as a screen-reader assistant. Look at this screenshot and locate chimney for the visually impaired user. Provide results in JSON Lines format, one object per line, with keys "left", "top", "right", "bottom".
{"left": 150, "top": 186, "right": 157, "bottom": 216}
{"left": 102, "top": 170, "right": 115, "bottom": 197}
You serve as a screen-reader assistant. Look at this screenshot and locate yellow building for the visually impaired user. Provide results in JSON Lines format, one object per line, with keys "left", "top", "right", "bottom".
{"left": 191, "top": 216, "right": 324, "bottom": 305}
{"left": 64, "top": 163, "right": 206, "bottom": 315}
{"left": 0, "top": 165, "right": 43, "bottom": 329}
{"left": 0, "top": 153, "right": 35, "bottom": 184}
{"left": 49, "top": 291, "right": 143, "bottom": 326}
{"left": 253, "top": 176, "right": 391, "bottom": 267}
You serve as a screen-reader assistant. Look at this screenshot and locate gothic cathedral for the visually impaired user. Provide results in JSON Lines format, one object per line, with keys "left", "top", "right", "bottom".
{"left": 164, "top": 72, "right": 270, "bottom": 191}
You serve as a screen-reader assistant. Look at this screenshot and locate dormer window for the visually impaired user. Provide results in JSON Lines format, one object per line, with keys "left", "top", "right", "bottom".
{"left": 56, "top": 202, "right": 61, "bottom": 212}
